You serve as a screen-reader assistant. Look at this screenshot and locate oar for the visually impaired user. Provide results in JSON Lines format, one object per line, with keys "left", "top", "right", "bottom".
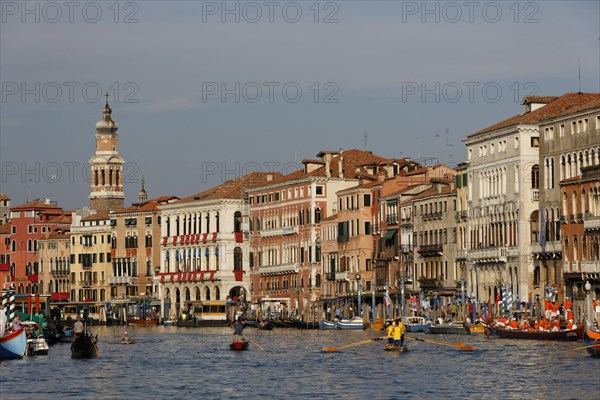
{"left": 243, "top": 335, "right": 265, "bottom": 351}
{"left": 323, "top": 336, "right": 386, "bottom": 352}
{"left": 408, "top": 336, "right": 476, "bottom": 351}
{"left": 571, "top": 343, "right": 600, "bottom": 351}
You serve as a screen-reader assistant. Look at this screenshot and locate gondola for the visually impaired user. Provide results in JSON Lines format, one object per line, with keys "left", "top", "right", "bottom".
{"left": 71, "top": 330, "right": 99, "bottom": 358}
{"left": 257, "top": 320, "right": 274, "bottom": 330}
{"left": 290, "top": 319, "right": 319, "bottom": 329}
{"left": 229, "top": 340, "right": 250, "bottom": 351}
{"left": 583, "top": 328, "right": 600, "bottom": 358}
{"left": 487, "top": 325, "right": 584, "bottom": 340}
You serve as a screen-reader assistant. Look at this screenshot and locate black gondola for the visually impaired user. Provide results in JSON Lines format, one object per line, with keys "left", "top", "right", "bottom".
{"left": 71, "top": 330, "right": 99, "bottom": 358}
{"left": 229, "top": 340, "right": 250, "bottom": 351}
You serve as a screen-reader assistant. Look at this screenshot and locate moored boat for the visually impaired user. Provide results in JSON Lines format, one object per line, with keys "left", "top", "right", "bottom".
{"left": 290, "top": 319, "right": 319, "bottom": 329}
{"left": 257, "top": 320, "right": 274, "bottom": 330}
{"left": 402, "top": 316, "right": 431, "bottom": 333}
{"left": 583, "top": 328, "right": 600, "bottom": 358}
{"left": 463, "top": 321, "right": 485, "bottom": 334}
{"left": 0, "top": 329, "right": 27, "bottom": 360}
{"left": 428, "top": 321, "right": 468, "bottom": 335}
{"left": 319, "top": 320, "right": 337, "bottom": 329}
{"left": 229, "top": 340, "right": 250, "bottom": 351}
{"left": 337, "top": 317, "right": 365, "bottom": 330}
{"left": 487, "top": 325, "right": 584, "bottom": 340}
{"left": 127, "top": 318, "right": 159, "bottom": 326}
{"left": 71, "top": 330, "right": 100, "bottom": 358}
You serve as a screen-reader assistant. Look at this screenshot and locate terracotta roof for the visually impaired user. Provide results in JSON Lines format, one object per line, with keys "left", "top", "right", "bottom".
{"left": 399, "top": 185, "right": 454, "bottom": 205}
{"left": 521, "top": 96, "right": 559, "bottom": 105}
{"left": 115, "top": 196, "right": 179, "bottom": 214}
{"left": 81, "top": 212, "right": 111, "bottom": 222}
{"left": 468, "top": 92, "right": 600, "bottom": 138}
{"left": 0, "top": 193, "right": 10, "bottom": 201}
{"left": 0, "top": 224, "right": 11, "bottom": 234}
{"left": 176, "top": 173, "right": 280, "bottom": 204}
{"left": 10, "top": 200, "right": 62, "bottom": 212}
{"left": 48, "top": 214, "right": 72, "bottom": 224}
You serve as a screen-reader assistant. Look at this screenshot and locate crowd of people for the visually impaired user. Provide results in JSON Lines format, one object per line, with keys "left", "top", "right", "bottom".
{"left": 490, "top": 297, "right": 578, "bottom": 332}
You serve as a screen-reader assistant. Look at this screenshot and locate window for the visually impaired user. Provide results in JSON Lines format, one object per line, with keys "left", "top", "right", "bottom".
{"left": 364, "top": 221, "right": 371, "bottom": 235}
{"left": 531, "top": 137, "right": 539, "bottom": 147}
{"left": 514, "top": 137, "right": 519, "bottom": 148}
{"left": 363, "top": 194, "right": 371, "bottom": 207}
{"left": 559, "top": 124, "right": 565, "bottom": 137}
{"left": 316, "top": 185, "right": 324, "bottom": 195}
{"left": 544, "top": 127, "right": 553, "bottom": 141}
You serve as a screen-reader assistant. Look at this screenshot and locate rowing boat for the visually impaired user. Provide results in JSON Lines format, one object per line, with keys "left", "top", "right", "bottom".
{"left": 384, "top": 343, "right": 409, "bottom": 352}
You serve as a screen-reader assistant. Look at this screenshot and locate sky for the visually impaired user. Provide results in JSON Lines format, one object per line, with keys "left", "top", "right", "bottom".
{"left": 1, "top": 0, "right": 599, "bottom": 210}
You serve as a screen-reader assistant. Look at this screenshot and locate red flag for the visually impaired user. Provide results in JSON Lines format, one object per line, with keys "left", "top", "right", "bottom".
{"left": 27, "top": 293, "right": 32, "bottom": 316}
{"left": 35, "top": 292, "right": 40, "bottom": 314}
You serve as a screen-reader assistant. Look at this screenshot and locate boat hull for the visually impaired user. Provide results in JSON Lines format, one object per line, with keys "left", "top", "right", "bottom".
{"left": 27, "top": 337, "right": 49, "bottom": 356}
{"left": 337, "top": 317, "right": 365, "bottom": 330}
{"left": 71, "top": 333, "right": 99, "bottom": 358}
{"left": 257, "top": 321, "right": 274, "bottom": 330}
{"left": 319, "top": 320, "right": 337, "bottom": 329}
{"left": 428, "top": 324, "right": 468, "bottom": 335}
{"left": 229, "top": 341, "right": 250, "bottom": 351}
{"left": 0, "top": 329, "right": 27, "bottom": 359}
{"left": 488, "top": 325, "right": 584, "bottom": 340}
{"left": 127, "top": 319, "right": 159, "bottom": 326}
{"left": 384, "top": 344, "right": 409, "bottom": 352}
{"left": 583, "top": 329, "right": 600, "bottom": 358}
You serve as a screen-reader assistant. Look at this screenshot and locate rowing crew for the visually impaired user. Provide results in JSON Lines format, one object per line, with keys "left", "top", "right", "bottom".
{"left": 386, "top": 319, "right": 406, "bottom": 347}
{"left": 494, "top": 316, "right": 577, "bottom": 332}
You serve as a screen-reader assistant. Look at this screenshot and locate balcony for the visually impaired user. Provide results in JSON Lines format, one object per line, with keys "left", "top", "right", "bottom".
{"left": 81, "top": 279, "right": 92, "bottom": 288}
{"left": 581, "top": 261, "right": 600, "bottom": 273}
{"left": 456, "top": 249, "right": 468, "bottom": 260}
{"left": 325, "top": 272, "right": 336, "bottom": 281}
{"left": 386, "top": 214, "right": 398, "bottom": 225}
{"left": 469, "top": 247, "right": 507, "bottom": 263}
{"left": 260, "top": 226, "right": 298, "bottom": 238}
{"left": 50, "top": 292, "right": 69, "bottom": 301}
{"left": 417, "top": 244, "right": 443, "bottom": 257}
{"left": 259, "top": 263, "right": 298, "bottom": 276}
{"left": 335, "top": 271, "right": 349, "bottom": 281}
{"left": 159, "top": 270, "right": 217, "bottom": 284}
{"left": 234, "top": 232, "right": 244, "bottom": 243}
{"left": 27, "top": 274, "right": 39, "bottom": 283}
{"left": 400, "top": 244, "right": 412, "bottom": 253}
{"left": 233, "top": 270, "right": 246, "bottom": 282}
{"left": 531, "top": 189, "right": 539, "bottom": 200}
{"left": 531, "top": 241, "right": 562, "bottom": 256}
{"left": 108, "top": 276, "right": 133, "bottom": 285}
{"left": 51, "top": 269, "right": 70, "bottom": 276}
{"left": 400, "top": 218, "right": 413, "bottom": 228}
{"left": 422, "top": 212, "right": 443, "bottom": 221}
{"left": 584, "top": 215, "right": 600, "bottom": 231}
{"left": 379, "top": 247, "right": 398, "bottom": 258}
{"left": 418, "top": 277, "right": 442, "bottom": 290}
{"left": 455, "top": 211, "right": 468, "bottom": 222}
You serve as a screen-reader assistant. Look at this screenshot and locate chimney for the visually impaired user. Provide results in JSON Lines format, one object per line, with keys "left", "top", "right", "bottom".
{"left": 324, "top": 154, "right": 331, "bottom": 178}
{"left": 338, "top": 149, "right": 344, "bottom": 177}
{"left": 44, "top": 197, "right": 51, "bottom": 205}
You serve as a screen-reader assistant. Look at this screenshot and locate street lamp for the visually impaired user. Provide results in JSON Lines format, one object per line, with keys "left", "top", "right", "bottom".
{"left": 585, "top": 280, "right": 592, "bottom": 329}
{"left": 355, "top": 273, "right": 362, "bottom": 317}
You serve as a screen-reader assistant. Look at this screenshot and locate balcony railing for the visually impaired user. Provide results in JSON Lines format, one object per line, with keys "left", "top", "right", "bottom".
{"left": 422, "top": 212, "right": 443, "bottom": 221}
{"left": 81, "top": 279, "right": 92, "bottom": 287}
{"left": 325, "top": 272, "right": 336, "bottom": 281}
{"left": 51, "top": 269, "right": 70, "bottom": 276}
{"left": 417, "top": 244, "right": 443, "bottom": 257}
{"left": 260, "top": 226, "right": 298, "bottom": 238}
{"left": 380, "top": 247, "right": 398, "bottom": 258}
{"left": 335, "top": 271, "right": 349, "bottom": 281}
{"left": 469, "top": 247, "right": 507, "bottom": 263}
{"left": 108, "top": 276, "right": 133, "bottom": 285}
{"left": 259, "top": 263, "right": 298, "bottom": 276}
{"left": 456, "top": 249, "right": 468, "bottom": 260}
{"left": 531, "top": 241, "right": 562, "bottom": 255}
{"left": 386, "top": 214, "right": 398, "bottom": 224}
{"left": 455, "top": 211, "right": 468, "bottom": 222}
{"left": 584, "top": 215, "right": 600, "bottom": 230}
{"left": 581, "top": 260, "right": 600, "bottom": 273}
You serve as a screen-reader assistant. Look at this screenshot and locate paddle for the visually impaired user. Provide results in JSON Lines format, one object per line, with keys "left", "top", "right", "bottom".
{"left": 571, "top": 343, "right": 600, "bottom": 351}
{"left": 322, "top": 336, "right": 386, "bottom": 352}
{"left": 243, "top": 335, "right": 265, "bottom": 351}
{"left": 408, "top": 336, "right": 476, "bottom": 351}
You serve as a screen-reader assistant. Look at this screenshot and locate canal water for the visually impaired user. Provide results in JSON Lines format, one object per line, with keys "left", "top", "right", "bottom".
{"left": 1, "top": 326, "right": 598, "bottom": 399}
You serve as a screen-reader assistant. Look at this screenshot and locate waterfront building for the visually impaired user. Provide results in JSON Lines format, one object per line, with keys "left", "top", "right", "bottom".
{"left": 111, "top": 181, "right": 178, "bottom": 302}
{"left": 0, "top": 193, "right": 10, "bottom": 226}
{"left": 38, "top": 227, "right": 71, "bottom": 303}
{"left": 248, "top": 149, "right": 394, "bottom": 317}
{"left": 454, "top": 162, "right": 470, "bottom": 308}
{"left": 535, "top": 93, "right": 600, "bottom": 310}
{"left": 158, "top": 173, "right": 273, "bottom": 321}
{"left": 319, "top": 213, "right": 338, "bottom": 302}
{"left": 69, "top": 209, "right": 112, "bottom": 302}
{"left": 0, "top": 224, "right": 11, "bottom": 288}
{"left": 8, "top": 199, "right": 68, "bottom": 294}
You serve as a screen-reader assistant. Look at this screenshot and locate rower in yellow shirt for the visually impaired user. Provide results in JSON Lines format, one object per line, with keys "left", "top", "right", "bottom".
{"left": 386, "top": 321, "right": 395, "bottom": 344}
{"left": 393, "top": 318, "right": 406, "bottom": 347}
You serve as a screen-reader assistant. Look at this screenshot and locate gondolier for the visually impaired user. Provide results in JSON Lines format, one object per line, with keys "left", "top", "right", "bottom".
{"left": 233, "top": 317, "right": 245, "bottom": 342}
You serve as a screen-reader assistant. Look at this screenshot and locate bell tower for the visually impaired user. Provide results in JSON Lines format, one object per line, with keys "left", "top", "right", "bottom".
{"left": 89, "top": 95, "right": 125, "bottom": 212}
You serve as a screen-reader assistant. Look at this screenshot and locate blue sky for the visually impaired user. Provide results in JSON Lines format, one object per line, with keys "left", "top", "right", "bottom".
{"left": 1, "top": 1, "right": 599, "bottom": 209}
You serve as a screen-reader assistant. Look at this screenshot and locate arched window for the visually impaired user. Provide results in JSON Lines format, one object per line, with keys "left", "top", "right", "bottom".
{"left": 205, "top": 287, "right": 210, "bottom": 300}
{"left": 531, "top": 165, "right": 539, "bottom": 189}
{"left": 234, "top": 211, "right": 242, "bottom": 233}
{"left": 234, "top": 247, "right": 243, "bottom": 271}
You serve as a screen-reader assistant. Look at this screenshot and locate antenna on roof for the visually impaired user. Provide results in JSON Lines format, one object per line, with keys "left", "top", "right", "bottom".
{"left": 578, "top": 57, "right": 581, "bottom": 93}
{"left": 435, "top": 133, "right": 440, "bottom": 164}
{"left": 364, "top": 131, "right": 368, "bottom": 151}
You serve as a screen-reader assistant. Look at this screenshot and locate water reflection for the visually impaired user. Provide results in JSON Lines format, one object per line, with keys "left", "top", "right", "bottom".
{"left": 1, "top": 327, "right": 598, "bottom": 399}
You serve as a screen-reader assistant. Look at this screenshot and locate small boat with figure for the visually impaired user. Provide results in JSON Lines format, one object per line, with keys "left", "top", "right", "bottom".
{"left": 0, "top": 329, "right": 27, "bottom": 359}
{"left": 71, "top": 329, "right": 99, "bottom": 358}
{"left": 229, "top": 340, "right": 250, "bottom": 351}
{"left": 487, "top": 325, "right": 583, "bottom": 341}
{"left": 22, "top": 321, "right": 49, "bottom": 356}
{"left": 583, "top": 328, "right": 600, "bottom": 358}
{"left": 384, "top": 343, "right": 409, "bottom": 352}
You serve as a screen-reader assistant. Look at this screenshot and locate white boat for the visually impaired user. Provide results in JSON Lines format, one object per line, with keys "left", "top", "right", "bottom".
{"left": 401, "top": 316, "right": 431, "bottom": 333}
{"left": 337, "top": 317, "right": 365, "bottom": 330}
{"left": 319, "top": 320, "right": 337, "bottom": 329}
{"left": 22, "top": 322, "right": 49, "bottom": 356}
